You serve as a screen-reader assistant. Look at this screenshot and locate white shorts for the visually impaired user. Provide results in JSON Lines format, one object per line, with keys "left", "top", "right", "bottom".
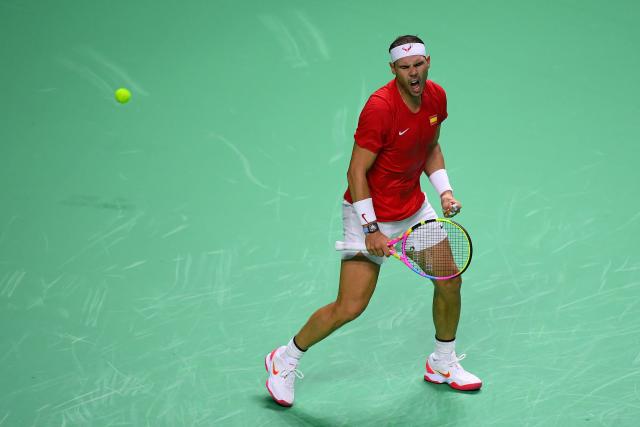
{"left": 341, "top": 194, "right": 440, "bottom": 265}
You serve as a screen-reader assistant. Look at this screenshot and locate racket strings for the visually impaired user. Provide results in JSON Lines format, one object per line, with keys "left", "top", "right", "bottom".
{"left": 401, "top": 221, "right": 470, "bottom": 279}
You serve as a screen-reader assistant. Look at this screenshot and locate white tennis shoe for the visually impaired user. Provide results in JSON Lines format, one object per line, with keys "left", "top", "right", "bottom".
{"left": 265, "top": 346, "right": 303, "bottom": 407}
{"left": 424, "top": 352, "right": 482, "bottom": 391}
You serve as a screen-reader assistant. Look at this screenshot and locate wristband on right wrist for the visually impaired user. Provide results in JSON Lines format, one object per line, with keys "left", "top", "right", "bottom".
{"left": 353, "top": 197, "right": 377, "bottom": 225}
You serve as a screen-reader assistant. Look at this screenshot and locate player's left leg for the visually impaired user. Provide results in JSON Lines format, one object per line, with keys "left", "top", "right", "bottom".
{"left": 407, "top": 238, "right": 461, "bottom": 340}
{"left": 405, "top": 197, "right": 482, "bottom": 390}
{"left": 432, "top": 275, "right": 461, "bottom": 341}
{"left": 424, "top": 252, "right": 482, "bottom": 390}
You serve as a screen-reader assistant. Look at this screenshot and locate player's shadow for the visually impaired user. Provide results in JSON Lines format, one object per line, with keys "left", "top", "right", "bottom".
{"left": 254, "top": 385, "right": 481, "bottom": 426}
{"left": 422, "top": 380, "right": 483, "bottom": 395}
{"left": 252, "top": 395, "right": 340, "bottom": 427}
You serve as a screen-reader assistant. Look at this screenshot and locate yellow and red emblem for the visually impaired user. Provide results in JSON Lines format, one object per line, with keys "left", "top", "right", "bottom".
{"left": 429, "top": 115, "right": 439, "bottom": 126}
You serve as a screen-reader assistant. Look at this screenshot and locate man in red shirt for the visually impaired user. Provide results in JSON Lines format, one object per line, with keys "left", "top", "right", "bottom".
{"left": 265, "top": 35, "right": 482, "bottom": 407}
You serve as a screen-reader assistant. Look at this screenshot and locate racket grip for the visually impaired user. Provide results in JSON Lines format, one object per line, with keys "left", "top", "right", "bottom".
{"left": 335, "top": 241, "right": 368, "bottom": 251}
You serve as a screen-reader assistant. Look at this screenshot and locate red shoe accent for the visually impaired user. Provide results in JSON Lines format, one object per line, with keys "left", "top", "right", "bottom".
{"left": 449, "top": 381, "right": 482, "bottom": 391}
{"left": 425, "top": 359, "right": 481, "bottom": 390}
{"left": 265, "top": 349, "right": 277, "bottom": 372}
{"left": 424, "top": 374, "right": 444, "bottom": 384}
{"left": 265, "top": 379, "right": 292, "bottom": 407}
{"left": 425, "top": 360, "right": 444, "bottom": 383}
{"left": 425, "top": 360, "right": 436, "bottom": 374}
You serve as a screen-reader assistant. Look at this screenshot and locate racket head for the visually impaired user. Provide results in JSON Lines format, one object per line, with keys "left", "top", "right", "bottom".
{"left": 390, "top": 218, "right": 473, "bottom": 280}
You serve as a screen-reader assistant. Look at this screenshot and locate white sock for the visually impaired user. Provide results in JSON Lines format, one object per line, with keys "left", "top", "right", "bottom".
{"left": 283, "top": 337, "right": 305, "bottom": 364}
{"left": 434, "top": 337, "right": 456, "bottom": 361}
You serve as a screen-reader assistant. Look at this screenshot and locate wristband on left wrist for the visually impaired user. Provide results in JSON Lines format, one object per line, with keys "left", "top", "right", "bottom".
{"left": 429, "top": 169, "right": 453, "bottom": 196}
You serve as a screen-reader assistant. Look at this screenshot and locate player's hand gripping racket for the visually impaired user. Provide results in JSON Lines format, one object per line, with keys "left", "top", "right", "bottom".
{"left": 335, "top": 214, "right": 472, "bottom": 280}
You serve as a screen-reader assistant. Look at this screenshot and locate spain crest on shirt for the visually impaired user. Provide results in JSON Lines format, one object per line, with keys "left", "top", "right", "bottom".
{"left": 429, "top": 115, "right": 438, "bottom": 126}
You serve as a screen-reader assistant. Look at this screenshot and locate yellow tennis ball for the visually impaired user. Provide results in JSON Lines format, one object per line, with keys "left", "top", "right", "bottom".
{"left": 115, "top": 88, "right": 131, "bottom": 104}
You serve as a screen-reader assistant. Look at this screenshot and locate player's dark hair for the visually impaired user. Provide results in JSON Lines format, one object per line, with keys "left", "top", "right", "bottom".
{"left": 389, "top": 35, "right": 425, "bottom": 52}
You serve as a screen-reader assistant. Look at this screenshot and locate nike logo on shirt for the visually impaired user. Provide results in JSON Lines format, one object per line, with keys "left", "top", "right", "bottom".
{"left": 398, "top": 128, "right": 409, "bottom": 136}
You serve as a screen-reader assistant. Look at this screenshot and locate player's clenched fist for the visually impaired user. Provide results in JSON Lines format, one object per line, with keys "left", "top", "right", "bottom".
{"left": 365, "top": 231, "right": 391, "bottom": 257}
{"left": 440, "top": 191, "right": 462, "bottom": 218}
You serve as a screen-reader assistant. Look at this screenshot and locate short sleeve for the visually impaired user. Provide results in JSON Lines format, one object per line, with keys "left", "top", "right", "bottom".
{"left": 354, "top": 95, "right": 391, "bottom": 154}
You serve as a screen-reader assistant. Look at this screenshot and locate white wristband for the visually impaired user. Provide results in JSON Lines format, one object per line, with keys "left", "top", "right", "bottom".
{"left": 353, "top": 198, "right": 377, "bottom": 225}
{"left": 429, "top": 169, "right": 453, "bottom": 196}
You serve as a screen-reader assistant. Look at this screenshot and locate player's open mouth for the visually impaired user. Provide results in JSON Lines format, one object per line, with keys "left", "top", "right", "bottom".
{"left": 410, "top": 79, "right": 420, "bottom": 90}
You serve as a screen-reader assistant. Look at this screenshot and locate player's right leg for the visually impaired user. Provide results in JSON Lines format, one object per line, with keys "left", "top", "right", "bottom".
{"left": 296, "top": 256, "right": 380, "bottom": 348}
{"left": 265, "top": 256, "right": 380, "bottom": 407}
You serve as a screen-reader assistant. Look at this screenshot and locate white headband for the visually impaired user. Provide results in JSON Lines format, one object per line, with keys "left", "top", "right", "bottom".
{"left": 389, "top": 43, "right": 427, "bottom": 63}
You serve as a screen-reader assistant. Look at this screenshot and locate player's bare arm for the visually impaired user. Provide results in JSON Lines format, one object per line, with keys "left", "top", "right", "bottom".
{"left": 346, "top": 144, "right": 391, "bottom": 257}
{"left": 424, "top": 127, "right": 461, "bottom": 216}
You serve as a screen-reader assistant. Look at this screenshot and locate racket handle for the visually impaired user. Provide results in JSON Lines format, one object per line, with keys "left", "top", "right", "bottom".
{"left": 335, "top": 241, "right": 368, "bottom": 251}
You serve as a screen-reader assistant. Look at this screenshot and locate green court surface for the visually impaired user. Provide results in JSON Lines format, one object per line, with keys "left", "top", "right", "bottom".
{"left": 2, "top": 0, "right": 640, "bottom": 425}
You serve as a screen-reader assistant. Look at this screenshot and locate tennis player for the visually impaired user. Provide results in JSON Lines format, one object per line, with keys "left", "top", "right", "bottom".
{"left": 265, "top": 35, "right": 482, "bottom": 407}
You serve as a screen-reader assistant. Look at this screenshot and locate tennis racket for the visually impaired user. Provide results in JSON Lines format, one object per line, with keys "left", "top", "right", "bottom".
{"left": 335, "top": 217, "right": 472, "bottom": 280}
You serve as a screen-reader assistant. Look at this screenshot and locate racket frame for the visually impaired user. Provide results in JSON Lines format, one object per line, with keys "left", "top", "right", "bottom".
{"left": 385, "top": 218, "right": 473, "bottom": 280}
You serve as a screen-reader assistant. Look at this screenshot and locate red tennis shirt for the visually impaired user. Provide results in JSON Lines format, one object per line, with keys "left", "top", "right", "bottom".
{"left": 343, "top": 79, "right": 448, "bottom": 222}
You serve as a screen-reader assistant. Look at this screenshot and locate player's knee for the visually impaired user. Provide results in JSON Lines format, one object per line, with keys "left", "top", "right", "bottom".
{"left": 433, "top": 276, "right": 462, "bottom": 293}
{"left": 335, "top": 301, "right": 368, "bottom": 324}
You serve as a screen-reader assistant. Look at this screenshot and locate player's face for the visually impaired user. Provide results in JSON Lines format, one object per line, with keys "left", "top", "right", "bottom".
{"left": 390, "top": 55, "right": 430, "bottom": 98}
